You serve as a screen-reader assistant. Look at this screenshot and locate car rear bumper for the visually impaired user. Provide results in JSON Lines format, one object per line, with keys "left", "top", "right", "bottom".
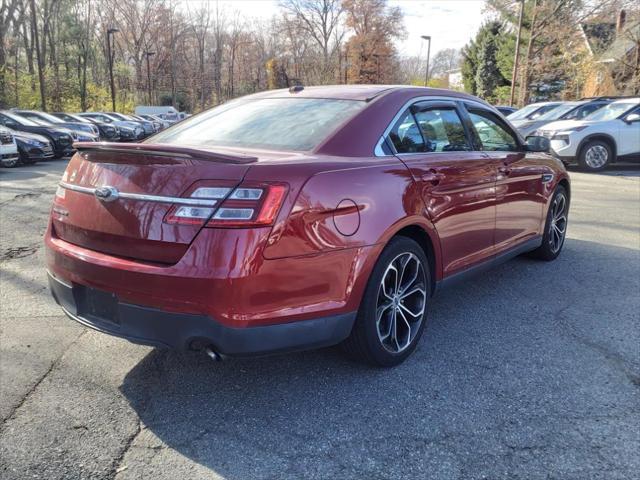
{"left": 48, "top": 271, "right": 356, "bottom": 355}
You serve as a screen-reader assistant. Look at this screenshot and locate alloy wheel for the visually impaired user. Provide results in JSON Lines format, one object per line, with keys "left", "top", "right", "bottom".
{"left": 376, "top": 252, "right": 427, "bottom": 353}
{"left": 584, "top": 145, "right": 608, "bottom": 169}
{"left": 549, "top": 193, "right": 567, "bottom": 253}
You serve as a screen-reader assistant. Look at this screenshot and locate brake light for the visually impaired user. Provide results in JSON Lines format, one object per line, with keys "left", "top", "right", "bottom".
{"left": 165, "top": 183, "right": 288, "bottom": 227}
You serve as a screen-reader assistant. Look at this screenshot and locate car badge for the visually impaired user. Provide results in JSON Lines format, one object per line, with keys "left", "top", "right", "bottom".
{"left": 94, "top": 186, "right": 119, "bottom": 203}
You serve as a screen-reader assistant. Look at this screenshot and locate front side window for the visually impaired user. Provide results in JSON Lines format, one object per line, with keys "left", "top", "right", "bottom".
{"left": 388, "top": 106, "right": 470, "bottom": 154}
{"left": 151, "top": 98, "right": 366, "bottom": 152}
{"left": 468, "top": 110, "right": 519, "bottom": 152}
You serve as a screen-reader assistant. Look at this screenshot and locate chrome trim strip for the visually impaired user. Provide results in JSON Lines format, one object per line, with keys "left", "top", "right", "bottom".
{"left": 59, "top": 182, "right": 218, "bottom": 207}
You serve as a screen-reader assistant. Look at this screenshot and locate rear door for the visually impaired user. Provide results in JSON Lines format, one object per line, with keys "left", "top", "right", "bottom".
{"left": 52, "top": 145, "right": 251, "bottom": 264}
{"left": 387, "top": 100, "right": 500, "bottom": 277}
{"left": 463, "top": 104, "right": 546, "bottom": 252}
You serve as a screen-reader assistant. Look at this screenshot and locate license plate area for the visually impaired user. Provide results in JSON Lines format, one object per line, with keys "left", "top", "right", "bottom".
{"left": 74, "top": 285, "right": 120, "bottom": 326}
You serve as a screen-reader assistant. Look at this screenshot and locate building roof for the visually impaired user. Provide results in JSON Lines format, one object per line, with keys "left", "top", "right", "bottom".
{"left": 599, "top": 22, "right": 640, "bottom": 63}
{"left": 580, "top": 22, "right": 617, "bottom": 56}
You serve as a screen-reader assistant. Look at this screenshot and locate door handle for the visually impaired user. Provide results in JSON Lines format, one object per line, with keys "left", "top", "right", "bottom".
{"left": 420, "top": 169, "right": 444, "bottom": 186}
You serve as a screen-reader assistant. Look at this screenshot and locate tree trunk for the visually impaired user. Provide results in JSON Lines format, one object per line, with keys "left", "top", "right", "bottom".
{"left": 30, "top": 0, "right": 46, "bottom": 111}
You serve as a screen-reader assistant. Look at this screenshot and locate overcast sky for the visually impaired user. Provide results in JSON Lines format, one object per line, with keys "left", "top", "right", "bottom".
{"left": 215, "top": 0, "right": 488, "bottom": 59}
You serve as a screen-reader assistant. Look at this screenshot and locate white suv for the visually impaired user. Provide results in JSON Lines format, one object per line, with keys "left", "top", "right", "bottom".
{"left": 537, "top": 98, "right": 640, "bottom": 171}
{"left": 0, "top": 127, "right": 19, "bottom": 168}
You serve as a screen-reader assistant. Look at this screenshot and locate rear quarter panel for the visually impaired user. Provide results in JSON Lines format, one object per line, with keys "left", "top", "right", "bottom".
{"left": 253, "top": 159, "right": 442, "bottom": 278}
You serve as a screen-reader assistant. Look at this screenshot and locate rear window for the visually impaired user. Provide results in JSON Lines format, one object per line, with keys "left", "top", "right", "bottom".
{"left": 150, "top": 98, "right": 365, "bottom": 151}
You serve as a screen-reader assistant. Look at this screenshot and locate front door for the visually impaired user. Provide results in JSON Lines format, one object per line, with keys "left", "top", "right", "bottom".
{"left": 387, "top": 101, "right": 499, "bottom": 277}
{"left": 464, "top": 105, "right": 546, "bottom": 253}
{"left": 617, "top": 107, "right": 640, "bottom": 158}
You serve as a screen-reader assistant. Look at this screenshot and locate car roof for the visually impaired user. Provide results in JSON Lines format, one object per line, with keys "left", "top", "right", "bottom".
{"left": 245, "top": 85, "right": 485, "bottom": 103}
{"left": 610, "top": 97, "right": 640, "bottom": 104}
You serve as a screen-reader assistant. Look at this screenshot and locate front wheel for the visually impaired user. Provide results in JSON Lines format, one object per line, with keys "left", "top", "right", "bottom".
{"left": 579, "top": 140, "right": 612, "bottom": 172}
{"left": 1, "top": 156, "right": 19, "bottom": 168}
{"left": 342, "top": 237, "right": 430, "bottom": 367}
{"left": 529, "top": 185, "right": 569, "bottom": 261}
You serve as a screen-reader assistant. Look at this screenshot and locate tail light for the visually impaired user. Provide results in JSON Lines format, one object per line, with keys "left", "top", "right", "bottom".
{"left": 165, "top": 182, "right": 288, "bottom": 228}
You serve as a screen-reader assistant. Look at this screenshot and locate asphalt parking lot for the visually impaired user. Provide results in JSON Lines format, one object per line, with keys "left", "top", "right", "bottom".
{"left": 0, "top": 160, "right": 638, "bottom": 480}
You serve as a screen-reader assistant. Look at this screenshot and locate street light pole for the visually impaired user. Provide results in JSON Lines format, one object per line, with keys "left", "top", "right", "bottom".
{"left": 421, "top": 35, "right": 431, "bottom": 87}
{"left": 145, "top": 51, "right": 155, "bottom": 105}
{"left": 106, "top": 28, "right": 119, "bottom": 111}
{"left": 510, "top": 0, "right": 525, "bottom": 107}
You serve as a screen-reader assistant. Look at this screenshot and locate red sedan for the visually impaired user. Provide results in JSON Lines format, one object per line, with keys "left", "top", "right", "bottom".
{"left": 46, "top": 86, "right": 570, "bottom": 366}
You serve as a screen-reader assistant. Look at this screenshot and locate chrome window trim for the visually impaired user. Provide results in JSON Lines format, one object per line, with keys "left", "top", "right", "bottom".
{"left": 59, "top": 181, "right": 218, "bottom": 207}
{"left": 374, "top": 95, "right": 494, "bottom": 157}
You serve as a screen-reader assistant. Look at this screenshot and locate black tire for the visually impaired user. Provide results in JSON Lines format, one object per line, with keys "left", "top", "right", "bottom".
{"left": 18, "top": 154, "right": 37, "bottom": 165}
{"left": 529, "top": 185, "right": 569, "bottom": 261}
{"left": 342, "top": 236, "right": 431, "bottom": 367}
{"left": 578, "top": 140, "right": 613, "bottom": 172}
{"left": 1, "top": 156, "right": 19, "bottom": 168}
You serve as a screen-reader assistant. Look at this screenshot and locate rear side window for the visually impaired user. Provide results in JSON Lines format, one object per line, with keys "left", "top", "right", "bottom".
{"left": 389, "top": 106, "right": 470, "bottom": 154}
{"left": 414, "top": 108, "right": 470, "bottom": 152}
{"left": 467, "top": 110, "right": 519, "bottom": 152}
{"left": 150, "top": 98, "right": 366, "bottom": 152}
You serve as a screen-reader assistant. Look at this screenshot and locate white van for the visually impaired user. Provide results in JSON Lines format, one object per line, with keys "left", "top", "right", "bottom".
{"left": 0, "top": 127, "right": 19, "bottom": 168}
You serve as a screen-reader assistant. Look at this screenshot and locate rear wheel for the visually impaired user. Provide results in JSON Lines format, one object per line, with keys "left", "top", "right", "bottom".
{"left": 579, "top": 140, "right": 613, "bottom": 172}
{"left": 342, "top": 237, "right": 430, "bottom": 367}
{"left": 529, "top": 185, "right": 568, "bottom": 261}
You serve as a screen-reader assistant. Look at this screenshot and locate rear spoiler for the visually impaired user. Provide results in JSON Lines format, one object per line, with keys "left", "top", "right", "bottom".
{"left": 73, "top": 142, "right": 258, "bottom": 164}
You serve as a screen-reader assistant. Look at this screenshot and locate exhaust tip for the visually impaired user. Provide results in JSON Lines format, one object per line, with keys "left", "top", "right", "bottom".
{"left": 204, "top": 346, "right": 224, "bottom": 362}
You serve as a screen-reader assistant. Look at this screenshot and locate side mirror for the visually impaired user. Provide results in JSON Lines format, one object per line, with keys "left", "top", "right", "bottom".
{"left": 525, "top": 135, "right": 550, "bottom": 153}
{"left": 623, "top": 113, "right": 640, "bottom": 123}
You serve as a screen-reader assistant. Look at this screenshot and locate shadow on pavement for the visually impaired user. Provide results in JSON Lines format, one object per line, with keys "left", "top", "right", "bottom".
{"left": 119, "top": 238, "right": 640, "bottom": 479}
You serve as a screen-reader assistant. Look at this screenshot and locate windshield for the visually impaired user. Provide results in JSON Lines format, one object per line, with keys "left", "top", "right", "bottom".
{"left": 508, "top": 104, "right": 545, "bottom": 120}
{"left": 150, "top": 98, "right": 366, "bottom": 151}
{"left": 2, "top": 111, "right": 40, "bottom": 126}
{"left": 536, "top": 103, "right": 579, "bottom": 121}
{"left": 86, "top": 114, "right": 113, "bottom": 123}
{"left": 32, "top": 111, "right": 64, "bottom": 124}
{"left": 584, "top": 102, "right": 639, "bottom": 121}
{"left": 70, "top": 115, "right": 91, "bottom": 123}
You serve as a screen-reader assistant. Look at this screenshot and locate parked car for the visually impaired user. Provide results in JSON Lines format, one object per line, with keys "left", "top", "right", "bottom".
{"left": 496, "top": 106, "right": 518, "bottom": 116}
{"left": 138, "top": 113, "right": 171, "bottom": 129}
{"left": 13, "top": 110, "right": 100, "bottom": 138}
{"left": 511, "top": 99, "right": 613, "bottom": 137}
{"left": 0, "top": 127, "right": 19, "bottom": 168}
{"left": 106, "top": 112, "right": 155, "bottom": 137}
{"left": 537, "top": 98, "right": 640, "bottom": 171}
{"left": 51, "top": 112, "right": 120, "bottom": 142}
{"left": 0, "top": 111, "right": 75, "bottom": 158}
{"left": 507, "top": 101, "right": 563, "bottom": 125}
{"left": 46, "top": 85, "right": 570, "bottom": 367}
{"left": 135, "top": 105, "right": 180, "bottom": 122}
{"left": 10, "top": 129, "right": 55, "bottom": 164}
{"left": 135, "top": 114, "right": 165, "bottom": 131}
{"left": 77, "top": 112, "right": 145, "bottom": 141}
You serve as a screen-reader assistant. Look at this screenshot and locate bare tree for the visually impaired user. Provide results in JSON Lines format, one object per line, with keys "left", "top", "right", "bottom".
{"left": 280, "top": 0, "right": 343, "bottom": 81}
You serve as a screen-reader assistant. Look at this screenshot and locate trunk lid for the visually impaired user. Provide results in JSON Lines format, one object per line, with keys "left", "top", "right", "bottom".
{"left": 52, "top": 143, "right": 255, "bottom": 264}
